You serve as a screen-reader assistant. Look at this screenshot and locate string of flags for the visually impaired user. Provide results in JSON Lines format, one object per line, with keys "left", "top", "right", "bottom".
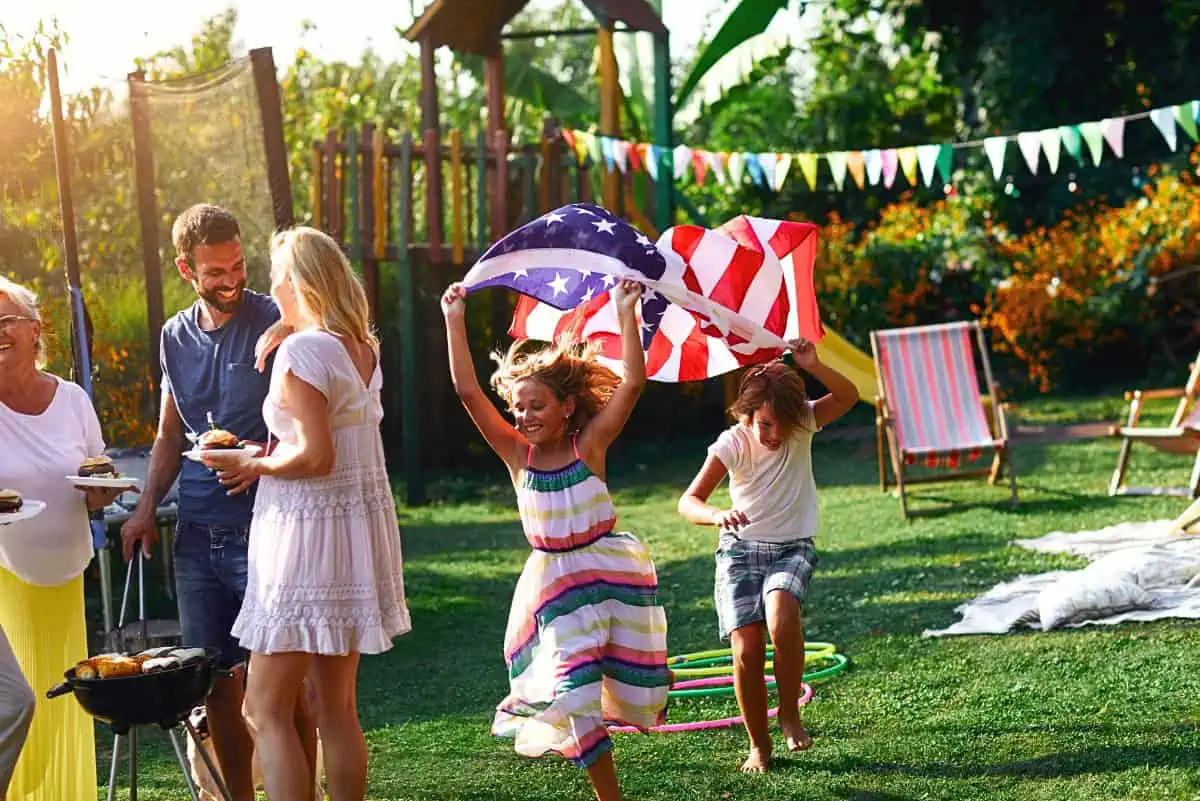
{"left": 561, "top": 99, "right": 1200, "bottom": 193}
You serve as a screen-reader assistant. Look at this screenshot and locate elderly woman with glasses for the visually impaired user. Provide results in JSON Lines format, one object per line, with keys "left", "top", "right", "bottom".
{"left": 0, "top": 275, "right": 127, "bottom": 799}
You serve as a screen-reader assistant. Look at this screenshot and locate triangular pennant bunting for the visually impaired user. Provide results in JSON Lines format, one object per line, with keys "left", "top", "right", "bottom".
{"left": 627, "top": 142, "right": 642, "bottom": 173}
{"left": 897, "top": 147, "right": 918, "bottom": 187}
{"left": 757, "top": 153, "right": 779, "bottom": 189}
{"left": 1079, "top": 122, "right": 1105, "bottom": 166}
{"left": 691, "top": 150, "right": 709, "bottom": 185}
{"left": 916, "top": 144, "right": 940, "bottom": 186}
{"left": 728, "top": 152, "right": 745, "bottom": 185}
{"left": 1016, "top": 131, "right": 1041, "bottom": 175}
{"left": 1038, "top": 129, "right": 1061, "bottom": 174}
{"left": 797, "top": 153, "right": 818, "bottom": 190}
{"left": 744, "top": 153, "right": 767, "bottom": 187}
{"left": 1174, "top": 103, "right": 1198, "bottom": 142}
{"left": 773, "top": 153, "right": 793, "bottom": 192}
{"left": 825, "top": 151, "right": 848, "bottom": 191}
{"left": 645, "top": 144, "right": 661, "bottom": 181}
{"left": 983, "top": 136, "right": 1008, "bottom": 180}
{"left": 612, "top": 140, "right": 629, "bottom": 173}
{"left": 1150, "top": 107, "right": 1177, "bottom": 151}
{"left": 673, "top": 145, "right": 692, "bottom": 180}
{"left": 846, "top": 151, "right": 866, "bottom": 190}
{"left": 935, "top": 143, "right": 954, "bottom": 185}
{"left": 864, "top": 149, "right": 883, "bottom": 186}
{"left": 584, "top": 133, "right": 601, "bottom": 167}
{"left": 1059, "top": 125, "right": 1084, "bottom": 166}
{"left": 881, "top": 149, "right": 899, "bottom": 189}
{"left": 708, "top": 151, "right": 728, "bottom": 186}
{"left": 600, "top": 137, "right": 615, "bottom": 172}
{"left": 1102, "top": 118, "right": 1125, "bottom": 159}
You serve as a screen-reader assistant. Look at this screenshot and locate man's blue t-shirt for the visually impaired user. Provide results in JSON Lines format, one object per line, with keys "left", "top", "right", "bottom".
{"left": 160, "top": 290, "right": 280, "bottom": 527}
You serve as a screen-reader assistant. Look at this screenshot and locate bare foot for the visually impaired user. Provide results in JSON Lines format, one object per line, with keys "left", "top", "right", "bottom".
{"left": 779, "top": 715, "right": 813, "bottom": 752}
{"left": 740, "top": 746, "right": 772, "bottom": 773}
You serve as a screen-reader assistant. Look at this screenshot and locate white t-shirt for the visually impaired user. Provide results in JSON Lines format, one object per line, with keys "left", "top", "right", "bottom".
{"left": 707, "top": 401, "right": 820, "bottom": 543}
{"left": 0, "top": 376, "right": 105, "bottom": 586}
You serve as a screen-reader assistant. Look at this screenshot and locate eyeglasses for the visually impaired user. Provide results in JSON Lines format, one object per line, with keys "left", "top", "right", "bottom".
{"left": 0, "top": 315, "right": 34, "bottom": 334}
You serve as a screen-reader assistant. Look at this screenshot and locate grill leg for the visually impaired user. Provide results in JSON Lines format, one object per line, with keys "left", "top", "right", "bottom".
{"left": 183, "top": 718, "right": 236, "bottom": 801}
{"left": 168, "top": 727, "right": 205, "bottom": 801}
{"left": 129, "top": 728, "right": 138, "bottom": 801}
{"left": 106, "top": 734, "right": 122, "bottom": 801}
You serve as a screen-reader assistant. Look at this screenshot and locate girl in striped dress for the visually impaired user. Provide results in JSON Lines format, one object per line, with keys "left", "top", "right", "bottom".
{"left": 441, "top": 278, "right": 669, "bottom": 801}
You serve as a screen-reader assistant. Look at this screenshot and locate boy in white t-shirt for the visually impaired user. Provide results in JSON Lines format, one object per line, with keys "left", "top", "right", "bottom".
{"left": 678, "top": 339, "right": 858, "bottom": 773}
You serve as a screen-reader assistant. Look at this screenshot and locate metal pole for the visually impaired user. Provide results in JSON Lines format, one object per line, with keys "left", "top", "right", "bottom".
{"left": 652, "top": 32, "right": 674, "bottom": 231}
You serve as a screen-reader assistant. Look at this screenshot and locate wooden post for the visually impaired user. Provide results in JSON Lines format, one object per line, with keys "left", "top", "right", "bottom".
{"left": 522, "top": 150, "right": 536, "bottom": 223}
{"left": 372, "top": 127, "right": 386, "bottom": 260}
{"left": 475, "top": 129, "right": 488, "bottom": 253}
{"left": 311, "top": 145, "right": 323, "bottom": 229}
{"left": 450, "top": 129, "right": 464, "bottom": 264}
{"left": 540, "top": 117, "right": 557, "bottom": 213}
{"left": 324, "top": 130, "right": 341, "bottom": 244}
{"left": 396, "top": 133, "right": 425, "bottom": 506}
{"left": 652, "top": 32, "right": 674, "bottom": 231}
{"left": 249, "top": 47, "right": 294, "bottom": 230}
{"left": 127, "top": 70, "right": 166, "bottom": 399}
{"left": 597, "top": 22, "right": 621, "bottom": 213}
{"left": 419, "top": 36, "right": 444, "bottom": 264}
{"left": 484, "top": 42, "right": 507, "bottom": 243}
{"left": 347, "top": 128, "right": 360, "bottom": 262}
{"left": 360, "top": 124, "right": 379, "bottom": 323}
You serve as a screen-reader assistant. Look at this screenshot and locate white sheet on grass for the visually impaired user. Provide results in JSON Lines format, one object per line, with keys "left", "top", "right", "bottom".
{"left": 923, "top": 520, "right": 1200, "bottom": 637}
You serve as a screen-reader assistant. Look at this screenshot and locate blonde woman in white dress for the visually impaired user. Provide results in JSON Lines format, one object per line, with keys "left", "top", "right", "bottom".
{"left": 201, "top": 227, "right": 410, "bottom": 801}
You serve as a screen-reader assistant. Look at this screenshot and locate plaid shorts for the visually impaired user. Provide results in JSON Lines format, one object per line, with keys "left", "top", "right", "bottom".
{"left": 714, "top": 534, "right": 818, "bottom": 640}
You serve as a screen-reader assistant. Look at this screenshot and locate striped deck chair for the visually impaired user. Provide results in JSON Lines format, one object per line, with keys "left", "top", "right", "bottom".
{"left": 871, "top": 320, "right": 1018, "bottom": 518}
{"left": 1109, "top": 352, "right": 1200, "bottom": 498}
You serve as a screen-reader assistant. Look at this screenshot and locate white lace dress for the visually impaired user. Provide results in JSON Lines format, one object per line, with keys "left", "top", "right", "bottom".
{"left": 231, "top": 329, "right": 411, "bottom": 655}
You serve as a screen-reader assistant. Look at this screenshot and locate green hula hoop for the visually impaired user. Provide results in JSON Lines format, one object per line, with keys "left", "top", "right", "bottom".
{"left": 667, "top": 641, "right": 836, "bottom": 667}
{"left": 668, "top": 653, "right": 849, "bottom": 698}
{"left": 672, "top": 643, "right": 835, "bottom": 670}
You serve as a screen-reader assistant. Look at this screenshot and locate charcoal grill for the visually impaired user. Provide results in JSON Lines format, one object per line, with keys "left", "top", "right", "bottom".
{"left": 46, "top": 552, "right": 235, "bottom": 801}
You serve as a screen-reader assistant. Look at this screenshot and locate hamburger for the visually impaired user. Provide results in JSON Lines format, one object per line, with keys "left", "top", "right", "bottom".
{"left": 0, "top": 489, "right": 22, "bottom": 514}
{"left": 198, "top": 429, "right": 240, "bottom": 450}
{"left": 78, "top": 455, "right": 118, "bottom": 478}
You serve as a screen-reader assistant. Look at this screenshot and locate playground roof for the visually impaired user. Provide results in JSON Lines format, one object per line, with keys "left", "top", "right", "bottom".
{"left": 404, "top": 0, "right": 668, "bottom": 56}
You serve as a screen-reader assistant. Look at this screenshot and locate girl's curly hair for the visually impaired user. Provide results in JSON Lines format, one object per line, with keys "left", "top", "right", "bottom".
{"left": 489, "top": 338, "right": 622, "bottom": 432}
{"left": 728, "top": 359, "right": 812, "bottom": 433}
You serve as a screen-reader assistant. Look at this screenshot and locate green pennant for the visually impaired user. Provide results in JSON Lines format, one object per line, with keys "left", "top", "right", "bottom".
{"left": 1175, "top": 103, "right": 1199, "bottom": 142}
{"left": 1079, "top": 122, "right": 1105, "bottom": 166}
{"left": 1059, "top": 125, "right": 1085, "bottom": 166}
{"left": 936, "top": 143, "right": 954, "bottom": 185}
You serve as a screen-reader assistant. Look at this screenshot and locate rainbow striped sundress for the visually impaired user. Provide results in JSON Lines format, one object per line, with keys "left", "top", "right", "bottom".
{"left": 492, "top": 444, "right": 670, "bottom": 767}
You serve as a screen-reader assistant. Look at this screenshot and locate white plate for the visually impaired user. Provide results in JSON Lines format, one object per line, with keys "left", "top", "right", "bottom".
{"left": 0, "top": 500, "right": 46, "bottom": 525}
{"left": 65, "top": 475, "right": 143, "bottom": 490}
{"left": 182, "top": 445, "right": 262, "bottom": 463}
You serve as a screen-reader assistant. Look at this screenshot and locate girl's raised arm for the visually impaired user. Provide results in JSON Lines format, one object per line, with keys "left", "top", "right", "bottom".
{"left": 441, "top": 283, "right": 526, "bottom": 474}
{"left": 578, "top": 279, "right": 646, "bottom": 455}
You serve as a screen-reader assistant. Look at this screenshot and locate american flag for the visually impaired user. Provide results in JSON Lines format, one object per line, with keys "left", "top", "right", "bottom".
{"left": 461, "top": 202, "right": 823, "bottom": 382}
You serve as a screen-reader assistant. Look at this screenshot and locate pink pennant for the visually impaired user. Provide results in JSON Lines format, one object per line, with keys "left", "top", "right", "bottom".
{"left": 881, "top": 149, "right": 899, "bottom": 189}
{"left": 1102, "top": 118, "right": 1125, "bottom": 159}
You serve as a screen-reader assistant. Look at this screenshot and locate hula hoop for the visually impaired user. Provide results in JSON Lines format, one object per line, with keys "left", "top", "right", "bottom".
{"left": 607, "top": 682, "right": 814, "bottom": 734}
{"left": 671, "top": 643, "right": 836, "bottom": 670}
{"left": 667, "top": 641, "right": 836, "bottom": 667}
{"left": 669, "top": 653, "right": 849, "bottom": 698}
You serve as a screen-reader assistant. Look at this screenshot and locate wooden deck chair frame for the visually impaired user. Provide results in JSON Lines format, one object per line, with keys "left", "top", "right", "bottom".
{"left": 1108, "top": 352, "right": 1200, "bottom": 498}
{"left": 871, "top": 321, "right": 1018, "bottom": 519}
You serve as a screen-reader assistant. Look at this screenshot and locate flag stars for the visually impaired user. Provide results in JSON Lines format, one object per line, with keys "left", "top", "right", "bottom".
{"left": 601, "top": 274, "right": 617, "bottom": 288}
{"left": 635, "top": 233, "right": 651, "bottom": 247}
{"left": 548, "top": 272, "right": 571, "bottom": 296}
{"left": 593, "top": 220, "right": 617, "bottom": 235}
{"left": 543, "top": 212, "right": 565, "bottom": 225}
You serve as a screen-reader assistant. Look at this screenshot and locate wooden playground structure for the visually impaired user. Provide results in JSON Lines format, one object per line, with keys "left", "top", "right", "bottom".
{"left": 308, "top": 0, "right": 678, "bottom": 504}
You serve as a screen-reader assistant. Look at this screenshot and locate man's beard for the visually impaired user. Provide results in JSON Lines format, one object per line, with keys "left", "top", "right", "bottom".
{"left": 198, "top": 282, "right": 245, "bottom": 313}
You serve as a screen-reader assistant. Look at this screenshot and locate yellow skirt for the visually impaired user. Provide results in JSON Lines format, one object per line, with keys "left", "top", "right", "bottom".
{"left": 0, "top": 568, "right": 96, "bottom": 800}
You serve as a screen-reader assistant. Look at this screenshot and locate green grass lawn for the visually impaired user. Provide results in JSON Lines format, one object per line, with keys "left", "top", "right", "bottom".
{"left": 89, "top": 398, "right": 1200, "bottom": 800}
